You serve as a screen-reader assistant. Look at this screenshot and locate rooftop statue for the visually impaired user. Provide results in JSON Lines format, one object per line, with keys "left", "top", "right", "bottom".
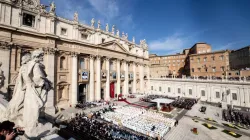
{"left": 122, "top": 32, "right": 125, "bottom": 38}
{"left": 74, "top": 11, "right": 78, "bottom": 22}
{"left": 132, "top": 37, "right": 135, "bottom": 43}
{"left": 106, "top": 23, "right": 109, "bottom": 32}
{"left": 97, "top": 20, "right": 101, "bottom": 29}
{"left": 116, "top": 30, "right": 119, "bottom": 36}
{"left": 91, "top": 18, "right": 95, "bottom": 28}
{"left": 125, "top": 33, "right": 128, "bottom": 39}
{"left": 112, "top": 25, "right": 115, "bottom": 34}
{"left": 49, "top": 1, "right": 56, "bottom": 13}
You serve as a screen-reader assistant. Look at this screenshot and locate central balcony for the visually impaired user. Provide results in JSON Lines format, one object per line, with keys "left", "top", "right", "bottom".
{"left": 121, "top": 71, "right": 125, "bottom": 81}
{"left": 79, "top": 69, "right": 89, "bottom": 82}
{"left": 101, "top": 70, "right": 107, "bottom": 82}
{"left": 110, "top": 70, "right": 117, "bottom": 81}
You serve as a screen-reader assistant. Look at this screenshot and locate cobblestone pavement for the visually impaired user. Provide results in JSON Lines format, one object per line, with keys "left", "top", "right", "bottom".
{"left": 164, "top": 116, "right": 250, "bottom": 140}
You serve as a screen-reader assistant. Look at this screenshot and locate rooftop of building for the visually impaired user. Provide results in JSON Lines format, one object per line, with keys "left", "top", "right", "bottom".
{"left": 189, "top": 50, "right": 230, "bottom": 57}
{"left": 231, "top": 45, "right": 250, "bottom": 53}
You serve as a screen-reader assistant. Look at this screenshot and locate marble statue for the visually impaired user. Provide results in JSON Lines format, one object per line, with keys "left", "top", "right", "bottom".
{"left": 91, "top": 18, "right": 95, "bottom": 28}
{"left": 49, "top": 1, "right": 56, "bottom": 13}
{"left": 106, "top": 23, "right": 109, "bottom": 32}
{"left": 125, "top": 33, "right": 128, "bottom": 39}
{"left": 74, "top": 11, "right": 78, "bottom": 22}
{"left": 132, "top": 37, "right": 135, "bottom": 43}
{"left": 116, "top": 30, "right": 119, "bottom": 36}
{"left": 0, "top": 62, "right": 4, "bottom": 89}
{"left": 2, "top": 49, "right": 52, "bottom": 136}
{"left": 112, "top": 25, "right": 115, "bottom": 34}
{"left": 122, "top": 32, "right": 125, "bottom": 38}
{"left": 97, "top": 20, "right": 101, "bottom": 29}
{"left": 222, "top": 92, "right": 227, "bottom": 102}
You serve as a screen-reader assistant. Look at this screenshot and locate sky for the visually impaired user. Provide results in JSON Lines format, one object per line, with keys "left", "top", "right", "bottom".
{"left": 41, "top": 0, "right": 250, "bottom": 55}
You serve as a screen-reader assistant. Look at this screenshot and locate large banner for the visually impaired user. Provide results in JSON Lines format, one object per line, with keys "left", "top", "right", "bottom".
{"left": 82, "top": 71, "right": 88, "bottom": 80}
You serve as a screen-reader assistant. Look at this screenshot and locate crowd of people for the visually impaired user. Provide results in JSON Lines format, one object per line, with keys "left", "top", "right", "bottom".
{"left": 75, "top": 100, "right": 111, "bottom": 109}
{"left": 171, "top": 98, "right": 197, "bottom": 110}
{"left": 66, "top": 113, "right": 154, "bottom": 140}
{"left": 222, "top": 109, "right": 250, "bottom": 128}
{"left": 100, "top": 106, "right": 175, "bottom": 139}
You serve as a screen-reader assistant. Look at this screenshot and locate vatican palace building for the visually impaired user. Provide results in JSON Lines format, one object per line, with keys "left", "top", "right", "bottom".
{"left": 0, "top": 0, "right": 150, "bottom": 111}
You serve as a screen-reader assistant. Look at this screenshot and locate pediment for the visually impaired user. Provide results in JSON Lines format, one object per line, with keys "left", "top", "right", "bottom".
{"left": 99, "top": 41, "right": 129, "bottom": 53}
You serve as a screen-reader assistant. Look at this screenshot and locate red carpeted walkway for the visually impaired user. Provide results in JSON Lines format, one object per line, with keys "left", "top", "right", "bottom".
{"left": 123, "top": 100, "right": 148, "bottom": 108}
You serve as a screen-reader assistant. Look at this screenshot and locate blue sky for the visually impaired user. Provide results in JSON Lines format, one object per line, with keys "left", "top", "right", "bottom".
{"left": 41, "top": 0, "right": 250, "bottom": 55}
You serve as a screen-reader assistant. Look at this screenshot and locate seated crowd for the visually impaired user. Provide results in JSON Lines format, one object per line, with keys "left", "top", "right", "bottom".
{"left": 75, "top": 100, "right": 110, "bottom": 109}
{"left": 101, "top": 106, "right": 175, "bottom": 139}
{"left": 223, "top": 109, "right": 250, "bottom": 128}
{"left": 66, "top": 113, "right": 153, "bottom": 140}
{"left": 171, "top": 98, "right": 197, "bottom": 110}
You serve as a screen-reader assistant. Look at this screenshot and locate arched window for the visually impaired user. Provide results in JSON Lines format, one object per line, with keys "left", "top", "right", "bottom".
{"left": 60, "top": 56, "right": 66, "bottom": 69}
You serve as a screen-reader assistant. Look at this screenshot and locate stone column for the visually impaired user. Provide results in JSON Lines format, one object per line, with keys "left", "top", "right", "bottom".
{"left": 147, "top": 65, "right": 150, "bottom": 92}
{"left": 89, "top": 55, "right": 95, "bottom": 101}
{"left": 116, "top": 59, "right": 121, "bottom": 96}
{"left": 44, "top": 48, "right": 57, "bottom": 114}
{"left": 105, "top": 57, "right": 110, "bottom": 101}
{"left": 139, "top": 64, "right": 144, "bottom": 93}
{"left": 132, "top": 62, "right": 136, "bottom": 93}
{"left": 71, "top": 52, "right": 78, "bottom": 106}
{"left": 95, "top": 55, "right": 101, "bottom": 101}
{"left": 0, "top": 42, "right": 11, "bottom": 96}
{"left": 123, "top": 60, "right": 129, "bottom": 96}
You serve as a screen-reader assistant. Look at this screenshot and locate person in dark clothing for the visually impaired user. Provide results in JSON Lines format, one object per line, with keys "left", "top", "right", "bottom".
{"left": 0, "top": 121, "right": 16, "bottom": 140}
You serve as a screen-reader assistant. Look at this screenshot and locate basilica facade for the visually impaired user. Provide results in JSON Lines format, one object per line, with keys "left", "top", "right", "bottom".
{"left": 0, "top": 0, "right": 150, "bottom": 112}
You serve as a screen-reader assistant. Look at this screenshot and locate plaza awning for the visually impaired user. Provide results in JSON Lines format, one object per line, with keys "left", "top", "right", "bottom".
{"left": 151, "top": 98, "right": 175, "bottom": 104}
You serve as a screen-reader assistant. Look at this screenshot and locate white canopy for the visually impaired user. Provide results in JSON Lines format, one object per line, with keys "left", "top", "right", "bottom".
{"left": 151, "top": 98, "right": 175, "bottom": 104}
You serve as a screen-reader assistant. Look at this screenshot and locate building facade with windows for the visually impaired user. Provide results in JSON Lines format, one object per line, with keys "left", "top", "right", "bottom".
{"left": 0, "top": 0, "right": 150, "bottom": 112}
{"left": 229, "top": 46, "right": 250, "bottom": 70}
{"left": 150, "top": 78, "right": 250, "bottom": 109}
{"left": 189, "top": 50, "right": 230, "bottom": 77}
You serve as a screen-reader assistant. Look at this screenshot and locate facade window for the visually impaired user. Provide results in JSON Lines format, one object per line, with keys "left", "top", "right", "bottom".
{"left": 178, "top": 88, "right": 181, "bottom": 93}
{"left": 168, "top": 87, "right": 171, "bottom": 92}
{"left": 189, "top": 89, "right": 192, "bottom": 95}
{"left": 204, "top": 57, "right": 207, "bottom": 62}
{"left": 60, "top": 56, "right": 66, "bottom": 69}
{"left": 22, "top": 13, "right": 35, "bottom": 27}
{"left": 216, "top": 92, "right": 220, "bottom": 98}
{"left": 212, "top": 67, "right": 216, "bottom": 72}
{"left": 205, "top": 68, "right": 208, "bottom": 72}
{"left": 198, "top": 68, "right": 201, "bottom": 72}
{"left": 151, "top": 86, "right": 153, "bottom": 90}
{"left": 220, "top": 55, "right": 224, "bottom": 60}
{"left": 81, "top": 33, "right": 88, "bottom": 40}
{"left": 236, "top": 72, "right": 239, "bottom": 75}
{"left": 201, "top": 90, "right": 205, "bottom": 96}
{"left": 229, "top": 73, "right": 231, "bottom": 75}
{"left": 192, "top": 68, "right": 194, "bottom": 72}
{"left": 159, "top": 87, "right": 162, "bottom": 91}
{"left": 80, "top": 58, "right": 85, "bottom": 69}
{"left": 61, "top": 28, "right": 67, "bottom": 36}
{"left": 211, "top": 56, "right": 215, "bottom": 61}
{"left": 197, "top": 58, "right": 200, "bottom": 63}
{"left": 102, "top": 38, "right": 105, "bottom": 43}
{"left": 232, "top": 93, "right": 237, "bottom": 100}
{"left": 221, "top": 66, "right": 225, "bottom": 71}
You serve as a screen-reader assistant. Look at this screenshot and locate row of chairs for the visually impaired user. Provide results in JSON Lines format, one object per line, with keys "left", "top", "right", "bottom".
{"left": 171, "top": 99, "right": 197, "bottom": 110}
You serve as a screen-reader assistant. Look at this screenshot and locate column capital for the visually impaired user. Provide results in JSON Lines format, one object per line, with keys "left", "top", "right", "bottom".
{"left": 43, "top": 47, "right": 58, "bottom": 55}
{"left": 71, "top": 52, "right": 78, "bottom": 57}
{"left": 104, "top": 56, "right": 111, "bottom": 61}
{"left": 96, "top": 55, "right": 102, "bottom": 60}
{"left": 0, "top": 41, "right": 12, "bottom": 50}
{"left": 121, "top": 59, "right": 127, "bottom": 63}
{"left": 89, "top": 54, "right": 95, "bottom": 59}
